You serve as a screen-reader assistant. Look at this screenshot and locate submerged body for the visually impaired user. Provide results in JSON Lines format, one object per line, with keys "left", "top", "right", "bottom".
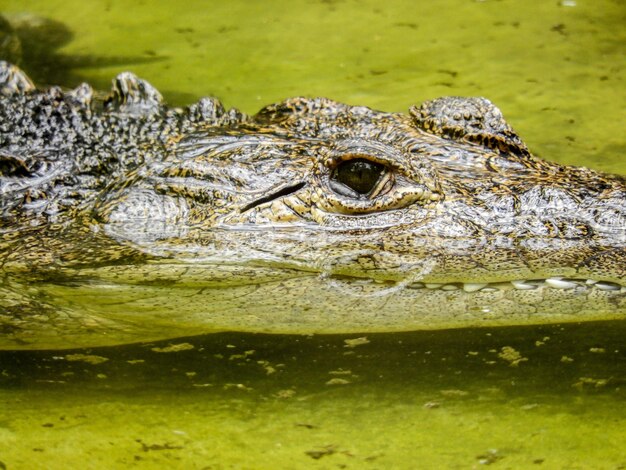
{"left": 0, "top": 62, "right": 624, "bottom": 350}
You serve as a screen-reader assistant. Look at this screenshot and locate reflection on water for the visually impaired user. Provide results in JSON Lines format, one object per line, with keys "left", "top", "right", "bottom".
{"left": 0, "top": 0, "right": 625, "bottom": 467}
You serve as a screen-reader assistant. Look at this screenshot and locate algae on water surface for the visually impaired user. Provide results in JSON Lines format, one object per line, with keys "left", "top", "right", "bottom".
{"left": 0, "top": 0, "right": 625, "bottom": 468}
{"left": 1, "top": 323, "right": 625, "bottom": 469}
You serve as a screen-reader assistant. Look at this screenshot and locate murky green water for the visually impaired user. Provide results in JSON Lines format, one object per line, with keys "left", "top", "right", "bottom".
{"left": 1, "top": 0, "right": 625, "bottom": 468}
{"left": 2, "top": 324, "right": 626, "bottom": 468}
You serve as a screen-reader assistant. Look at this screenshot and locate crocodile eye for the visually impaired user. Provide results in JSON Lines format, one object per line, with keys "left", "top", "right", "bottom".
{"left": 315, "top": 140, "right": 441, "bottom": 215}
{"left": 331, "top": 158, "right": 385, "bottom": 196}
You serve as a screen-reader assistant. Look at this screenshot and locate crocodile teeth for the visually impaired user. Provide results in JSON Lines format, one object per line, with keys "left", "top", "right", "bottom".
{"left": 545, "top": 277, "right": 579, "bottom": 289}
{"left": 463, "top": 283, "right": 488, "bottom": 292}
{"left": 398, "top": 278, "right": 623, "bottom": 293}
{"left": 594, "top": 282, "right": 621, "bottom": 291}
{"left": 511, "top": 280, "right": 537, "bottom": 290}
{"left": 407, "top": 282, "right": 425, "bottom": 289}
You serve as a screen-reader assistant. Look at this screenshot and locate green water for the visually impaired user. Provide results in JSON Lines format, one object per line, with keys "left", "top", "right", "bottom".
{"left": 1, "top": 0, "right": 625, "bottom": 468}
{"left": 2, "top": 325, "right": 626, "bottom": 468}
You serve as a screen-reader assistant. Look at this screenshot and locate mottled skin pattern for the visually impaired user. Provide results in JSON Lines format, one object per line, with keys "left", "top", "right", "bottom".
{"left": 0, "top": 62, "right": 624, "bottom": 350}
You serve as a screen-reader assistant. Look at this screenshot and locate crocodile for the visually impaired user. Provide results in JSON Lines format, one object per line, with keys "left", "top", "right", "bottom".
{"left": 0, "top": 61, "right": 624, "bottom": 350}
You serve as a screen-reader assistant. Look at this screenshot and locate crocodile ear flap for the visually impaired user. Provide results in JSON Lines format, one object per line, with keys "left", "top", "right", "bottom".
{"left": 409, "top": 97, "right": 530, "bottom": 157}
{"left": 0, "top": 61, "right": 35, "bottom": 96}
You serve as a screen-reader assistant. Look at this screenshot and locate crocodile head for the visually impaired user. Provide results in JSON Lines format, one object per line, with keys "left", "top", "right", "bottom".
{"left": 1, "top": 64, "right": 624, "bottom": 349}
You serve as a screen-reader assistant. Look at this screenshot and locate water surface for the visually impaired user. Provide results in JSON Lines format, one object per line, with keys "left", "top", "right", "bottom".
{"left": 0, "top": 0, "right": 625, "bottom": 468}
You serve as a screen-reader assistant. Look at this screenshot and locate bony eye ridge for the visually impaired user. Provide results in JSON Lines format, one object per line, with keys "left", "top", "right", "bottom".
{"left": 330, "top": 158, "right": 387, "bottom": 197}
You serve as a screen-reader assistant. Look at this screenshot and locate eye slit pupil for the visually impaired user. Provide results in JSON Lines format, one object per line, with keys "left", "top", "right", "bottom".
{"left": 333, "top": 158, "right": 385, "bottom": 195}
